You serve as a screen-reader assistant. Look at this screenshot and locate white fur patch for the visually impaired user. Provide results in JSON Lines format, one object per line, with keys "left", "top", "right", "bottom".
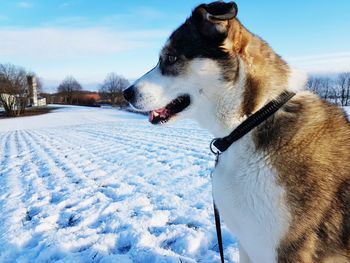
{"left": 287, "top": 68, "right": 307, "bottom": 93}
{"left": 212, "top": 134, "right": 291, "bottom": 263}
{"left": 180, "top": 57, "right": 247, "bottom": 137}
{"left": 131, "top": 64, "right": 174, "bottom": 111}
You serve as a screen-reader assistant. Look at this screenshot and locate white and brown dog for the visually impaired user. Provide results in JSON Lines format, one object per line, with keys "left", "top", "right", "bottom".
{"left": 123, "top": 2, "right": 350, "bottom": 262}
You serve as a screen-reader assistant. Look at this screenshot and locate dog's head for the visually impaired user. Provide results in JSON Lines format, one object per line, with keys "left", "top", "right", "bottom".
{"left": 124, "top": 1, "right": 242, "bottom": 126}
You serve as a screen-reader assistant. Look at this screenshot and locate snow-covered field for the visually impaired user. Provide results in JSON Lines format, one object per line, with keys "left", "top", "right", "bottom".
{"left": 0, "top": 106, "right": 238, "bottom": 263}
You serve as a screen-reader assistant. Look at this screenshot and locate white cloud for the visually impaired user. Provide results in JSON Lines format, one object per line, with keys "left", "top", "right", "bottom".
{"left": 0, "top": 27, "right": 168, "bottom": 59}
{"left": 5, "top": 26, "right": 348, "bottom": 91}
{"left": 0, "top": 27, "right": 168, "bottom": 90}
{"left": 130, "top": 7, "right": 165, "bottom": 20}
{"left": 59, "top": 2, "right": 74, "bottom": 8}
{"left": 43, "top": 16, "right": 91, "bottom": 27}
{"left": 43, "top": 6, "right": 169, "bottom": 28}
{"left": 101, "top": 6, "right": 165, "bottom": 23}
{"left": 16, "top": 1, "right": 32, "bottom": 9}
{"left": 287, "top": 52, "right": 350, "bottom": 73}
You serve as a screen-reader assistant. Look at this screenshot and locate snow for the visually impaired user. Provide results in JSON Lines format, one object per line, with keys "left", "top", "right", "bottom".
{"left": 0, "top": 105, "right": 238, "bottom": 263}
{"left": 344, "top": 106, "right": 350, "bottom": 117}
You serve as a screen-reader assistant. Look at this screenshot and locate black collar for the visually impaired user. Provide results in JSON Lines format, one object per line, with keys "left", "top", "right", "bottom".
{"left": 210, "top": 91, "right": 296, "bottom": 154}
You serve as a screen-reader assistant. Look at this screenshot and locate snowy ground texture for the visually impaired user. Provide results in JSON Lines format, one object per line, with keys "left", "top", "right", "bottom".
{"left": 0, "top": 106, "right": 239, "bottom": 263}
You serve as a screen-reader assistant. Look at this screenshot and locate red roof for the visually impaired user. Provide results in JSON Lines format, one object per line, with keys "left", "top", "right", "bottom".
{"left": 80, "top": 93, "right": 101, "bottom": 101}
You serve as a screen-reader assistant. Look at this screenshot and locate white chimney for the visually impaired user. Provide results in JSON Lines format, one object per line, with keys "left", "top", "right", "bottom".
{"left": 27, "top": 76, "right": 38, "bottom": 106}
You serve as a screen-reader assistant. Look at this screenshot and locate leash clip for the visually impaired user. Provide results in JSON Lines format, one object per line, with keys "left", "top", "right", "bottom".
{"left": 210, "top": 139, "right": 221, "bottom": 166}
{"left": 210, "top": 139, "right": 221, "bottom": 155}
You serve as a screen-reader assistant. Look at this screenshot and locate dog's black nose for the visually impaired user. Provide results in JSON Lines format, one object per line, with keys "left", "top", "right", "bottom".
{"left": 123, "top": 86, "right": 136, "bottom": 103}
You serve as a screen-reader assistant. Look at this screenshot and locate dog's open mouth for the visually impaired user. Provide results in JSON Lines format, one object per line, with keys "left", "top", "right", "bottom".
{"left": 149, "top": 95, "right": 191, "bottom": 125}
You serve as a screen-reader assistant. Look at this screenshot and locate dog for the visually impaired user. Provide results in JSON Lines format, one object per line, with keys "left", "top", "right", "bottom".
{"left": 123, "top": 2, "right": 350, "bottom": 262}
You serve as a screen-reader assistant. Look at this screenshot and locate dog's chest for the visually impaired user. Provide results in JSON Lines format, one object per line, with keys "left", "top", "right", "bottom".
{"left": 212, "top": 137, "right": 291, "bottom": 263}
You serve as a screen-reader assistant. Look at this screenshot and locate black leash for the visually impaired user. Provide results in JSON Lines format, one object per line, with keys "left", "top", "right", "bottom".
{"left": 214, "top": 203, "right": 225, "bottom": 263}
{"left": 210, "top": 91, "right": 295, "bottom": 263}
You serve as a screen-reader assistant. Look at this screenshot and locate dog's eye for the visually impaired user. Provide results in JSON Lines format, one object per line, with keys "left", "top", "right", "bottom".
{"left": 166, "top": 55, "right": 178, "bottom": 64}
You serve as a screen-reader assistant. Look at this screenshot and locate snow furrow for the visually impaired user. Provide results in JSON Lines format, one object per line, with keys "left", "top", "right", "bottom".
{"left": 0, "top": 131, "right": 28, "bottom": 247}
{"left": 0, "top": 108, "right": 238, "bottom": 263}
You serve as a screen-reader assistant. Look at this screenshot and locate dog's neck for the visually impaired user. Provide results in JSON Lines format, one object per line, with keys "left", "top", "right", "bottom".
{"left": 196, "top": 20, "right": 305, "bottom": 138}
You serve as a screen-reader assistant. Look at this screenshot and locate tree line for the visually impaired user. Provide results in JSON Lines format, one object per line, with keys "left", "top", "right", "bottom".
{"left": 307, "top": 72, "right": 350, "bottom": 106}
{"left": 98, "top": 73, "right": 129, "bottom": 107}
{"left": 52, "top": 73, "right": 129, "bottom": 107}
{"left": 0, "top": 63, "right": 131, "bottom": 117}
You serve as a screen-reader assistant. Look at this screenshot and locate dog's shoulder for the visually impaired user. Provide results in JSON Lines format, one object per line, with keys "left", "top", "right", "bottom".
{"left": 253, "top": 91, "right": 350, "bottom": 260}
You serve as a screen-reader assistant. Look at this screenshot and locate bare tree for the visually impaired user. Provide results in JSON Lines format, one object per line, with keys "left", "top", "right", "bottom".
{"left": 0, "top": 63, "right": 30, "bottom": 117}
{"left": 99, "top": 73, "right": 129, "bottom": 107}
{"left": 34, "top": 76, "right": 43, "bottom": 95}
{"left": 329, "top": 86, "right": 340, "bottom": 105}
{"left": 319, "top": 77, "right": 332, "bottom": 100}
{"left": 307, "top": 76, "right": 322, "bottom": 94}
{"left": 338, "top": 72, "right": 350, "bottom": 106}
{"left": 57, "top": 76, "right": 82, "bottom": 104}
{"left": 306, "top": 76, "right": 333, "bottom": 100}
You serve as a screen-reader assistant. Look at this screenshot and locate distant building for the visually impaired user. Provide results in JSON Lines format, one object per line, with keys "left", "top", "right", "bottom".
{"left": 44, "top": 91, "right": 101, "bottom": 105}
{"left": 79, "top": 92, "right": 101, "bottom": 102}
{"left": 27, "top": 76, "right": 46, "bottom": 107}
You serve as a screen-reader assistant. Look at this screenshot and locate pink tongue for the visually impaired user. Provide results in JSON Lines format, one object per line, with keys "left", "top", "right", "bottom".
{"left": 149, "top": 108, "right": 169, "bottom": 122}
{"left": 156, "top": 108, "right": 169, "bottom": 116}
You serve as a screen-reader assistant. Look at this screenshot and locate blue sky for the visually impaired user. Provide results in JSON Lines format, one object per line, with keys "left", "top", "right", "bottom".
{"left": 1, "top": 0, "right": 350, "bottom": 92}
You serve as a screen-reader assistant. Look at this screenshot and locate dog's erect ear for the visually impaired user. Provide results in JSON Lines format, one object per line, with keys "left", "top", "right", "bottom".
{"left": 192, "top": 1, "right": 238, "bottom": 39}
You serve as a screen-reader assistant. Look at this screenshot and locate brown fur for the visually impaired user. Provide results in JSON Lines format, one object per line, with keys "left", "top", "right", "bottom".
{"left": 224, "top": 19, "right": 290, "bottom": 117}
{"left": 255, "top": 94, "right": 350, "bottom": 262}
{"left": 224, "top": 15, "right": 350, "bottom": 263}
